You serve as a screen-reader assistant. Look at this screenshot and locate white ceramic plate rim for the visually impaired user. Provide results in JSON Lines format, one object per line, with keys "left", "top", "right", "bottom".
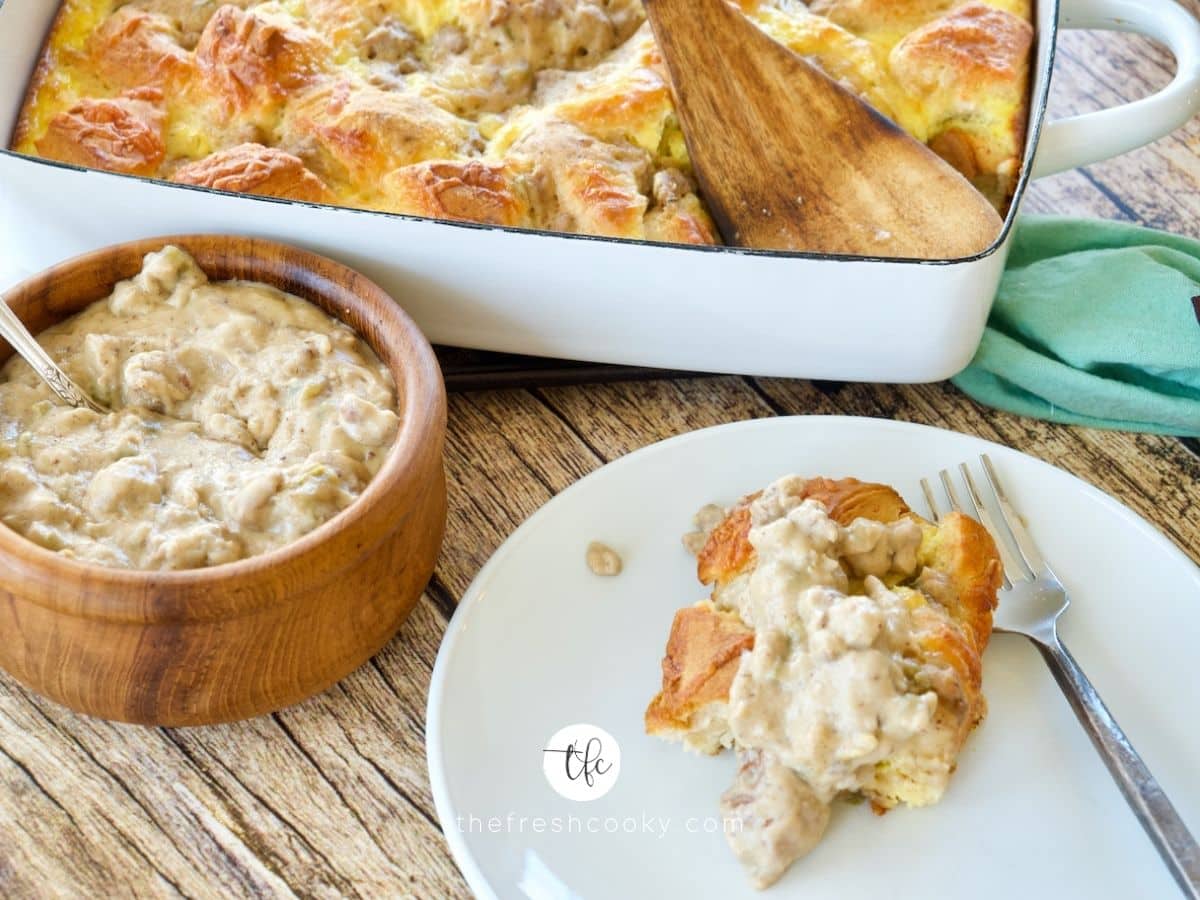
{"left": 426, "top": 415, "right": 1200, "bottom": 899}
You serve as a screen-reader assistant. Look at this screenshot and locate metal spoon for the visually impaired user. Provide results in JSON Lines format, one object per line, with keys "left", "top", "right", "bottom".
{"left": 0, "top": 294, "right": 107, "bottom": 413}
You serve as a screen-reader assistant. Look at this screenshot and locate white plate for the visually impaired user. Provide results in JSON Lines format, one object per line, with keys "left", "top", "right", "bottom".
{"left": 427, "top": 417, "right": 1200, "bottom": 899}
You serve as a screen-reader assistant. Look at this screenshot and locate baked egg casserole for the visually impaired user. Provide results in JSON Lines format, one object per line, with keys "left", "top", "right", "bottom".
{"left": 13, "top": 0, "right": 1032, "bottom": 245}
{"left": 646, "top": 475, "right": 1002, "bottom": 887}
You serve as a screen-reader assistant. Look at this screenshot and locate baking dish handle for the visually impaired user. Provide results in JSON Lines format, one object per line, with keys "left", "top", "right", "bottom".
{"left": 1032, "top": 0, "right": 1200, "bottom": 178}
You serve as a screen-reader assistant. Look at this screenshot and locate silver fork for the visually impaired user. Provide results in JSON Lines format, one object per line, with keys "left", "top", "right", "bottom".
{"left": 922, "top": 455, "right": 1200, "bottom": 899}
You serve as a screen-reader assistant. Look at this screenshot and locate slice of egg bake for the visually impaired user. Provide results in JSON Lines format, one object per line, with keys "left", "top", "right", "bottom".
{"left": 647, "top": 475, "right": 1002, "bottom": 887}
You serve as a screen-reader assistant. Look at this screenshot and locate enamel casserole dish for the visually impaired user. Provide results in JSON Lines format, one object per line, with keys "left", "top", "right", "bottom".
{"left": 2, "top": 0, "right": 1199, "bottom": 382}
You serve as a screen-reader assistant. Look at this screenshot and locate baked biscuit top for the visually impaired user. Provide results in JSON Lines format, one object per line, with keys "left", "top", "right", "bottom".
{"left": 14, "top": 0, "right": 1031, "bottom": 245}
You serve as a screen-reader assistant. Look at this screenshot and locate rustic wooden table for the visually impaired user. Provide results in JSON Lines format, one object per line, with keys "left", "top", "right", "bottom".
{"left": 3, "top": 20, "right": 1200, "bottom": 900}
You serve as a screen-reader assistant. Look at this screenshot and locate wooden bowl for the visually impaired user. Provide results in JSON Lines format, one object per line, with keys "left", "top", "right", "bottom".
{"left": 0, "top": 235, "right": 447, "bottom": 725}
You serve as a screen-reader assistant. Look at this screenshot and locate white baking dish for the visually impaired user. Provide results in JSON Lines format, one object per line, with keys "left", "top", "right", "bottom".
{"left": 2, "top": 0, "right": 1199, "bottom": 381}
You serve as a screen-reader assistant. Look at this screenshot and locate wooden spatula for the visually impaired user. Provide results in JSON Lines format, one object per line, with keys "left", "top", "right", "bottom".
{"left": 643, "top": 0, "right": 1004, "bottom": 258}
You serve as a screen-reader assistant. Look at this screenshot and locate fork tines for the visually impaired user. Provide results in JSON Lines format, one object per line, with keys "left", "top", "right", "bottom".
{"left": 920, "top": 454, "right": 1053, "bottom": 588}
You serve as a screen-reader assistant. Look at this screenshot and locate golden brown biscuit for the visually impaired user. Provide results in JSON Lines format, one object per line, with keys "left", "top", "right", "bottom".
{"left": 302, "top": 0, "right": 384, "bottom": 47}
{"left": 696, "top": 477, "right": 916, "bottom": 587}
{"left": 382, "top": 159, "right": 531, "bottom": 226}
{"left": 35, "top": 88, "right": 166, "bottom": 176}
{"left": 644, "top": 192, "right": 719, "bottom": 246}
{"left": 170, "top": 142, "right": 334, "bottom": 202}
{"left": 890, "top": 2, "right": 1033, "bottom": 201}
{"left": 917, "top": 508, "right": 1002, "bottom": 657}
{"left": 644, "top": 602, "right": 754, "bottom": 740}
{"left": 532, "top": 26, "right": 675, "bottom": 152}
{"left": 746, "top": 3, "right": 906, "bottom": 124}
{"left": 283, "top": 81, "right": 478, "bottom": 189}
{"left": 194, "top": 5, "right": 329, "bottom": 116}
{"left": 807, "top": 0, "right": 957, "bottom": 43}
{"left": 505, "top": 115, "right": 651, "bottom": 238}
{"left": 119, "top": 0, "right": 256, "bottom": 47}
{"left": 88, "top": 7, "right": 192, "bottom": 90}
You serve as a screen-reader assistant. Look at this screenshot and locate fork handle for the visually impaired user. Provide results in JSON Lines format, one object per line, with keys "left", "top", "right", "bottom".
{"left": 1036, "top": 635, "right": 1200, "bottom": 898}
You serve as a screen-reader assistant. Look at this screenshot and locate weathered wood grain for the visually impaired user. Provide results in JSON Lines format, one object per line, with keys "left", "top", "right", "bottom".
{"left": 436, "top": 390, "right": 602, "bottom": 599}
{"left": 2, "top": 13, "right": 1199, "bottom": 899}
{"left": 1027, "top": 6, "right": 1200, "bottom": 237}
{"left": 0, "top": 593, "right": 468, "bottom": 900}
{"left": 752, "top": 380, "right": 1200, "bottom": 564}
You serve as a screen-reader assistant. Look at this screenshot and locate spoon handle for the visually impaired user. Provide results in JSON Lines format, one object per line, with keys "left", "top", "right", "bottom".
{"left": 0, "top": 295, "right": 106, "bottom": 413}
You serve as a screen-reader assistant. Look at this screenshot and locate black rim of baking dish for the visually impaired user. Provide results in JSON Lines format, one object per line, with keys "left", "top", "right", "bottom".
{"left": 0, "top": 0, "right": 1057, "bottom": 267}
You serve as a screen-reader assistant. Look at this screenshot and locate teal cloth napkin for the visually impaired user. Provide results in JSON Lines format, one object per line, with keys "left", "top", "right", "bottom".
{"left": 952, "top": 215, "right": 1200, "bottom": 436}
